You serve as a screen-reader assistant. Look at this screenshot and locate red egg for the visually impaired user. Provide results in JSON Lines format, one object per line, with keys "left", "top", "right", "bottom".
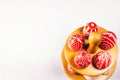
{"left": 68, "top": 34, "right": 84, "bottom": 51}
{"left": 83, "top": 22, "right": 99, "bottom": 38}
{"left": 99, "top": 31, "right": 117, "bottom": 50}
{"left": 74, "top": 50, "right": 91, "bottom": 69}
{"left": 93, "top": 51, "right": 112, "bottom": 69}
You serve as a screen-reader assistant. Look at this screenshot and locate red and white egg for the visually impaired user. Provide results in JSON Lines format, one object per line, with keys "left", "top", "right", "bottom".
{"left": 93, "top": 51, "right": 112, "bottom": 69}
{"left": 99, "top": 31, "right": 117, "bottom": 50}
{"left": 83, "top": 22, "right": 99, "bottom": 38}
{"left": 68, "top": 34, "right": 84, "bottom": 51}
{"left": 74, "top": 50, "right": 91, "bottom": 69}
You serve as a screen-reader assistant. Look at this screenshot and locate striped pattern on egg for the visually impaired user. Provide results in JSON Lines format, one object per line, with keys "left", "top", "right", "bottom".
{"left": 83, "top": 22, "right": 99, "bottom": 38}
{"left": 68, "top": 34, "right": 84, "bottom": 51}
{"left": 99, "top": 31, "right": 117, "bottom": 50}
{"left": 93, "top": 51, "right": 112, "bottom": 69}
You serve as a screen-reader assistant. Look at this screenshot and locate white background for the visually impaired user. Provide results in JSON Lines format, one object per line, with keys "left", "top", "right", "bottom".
{"left": 0, "top": 0, "right": 120, "bottom": 80}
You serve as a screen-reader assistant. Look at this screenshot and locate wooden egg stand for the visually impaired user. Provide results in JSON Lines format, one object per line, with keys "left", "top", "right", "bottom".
{"left": 61, "top": 27, "right": 118, "bottom": 80}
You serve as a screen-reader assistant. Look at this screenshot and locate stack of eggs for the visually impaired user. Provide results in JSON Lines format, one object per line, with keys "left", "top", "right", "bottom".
{"left": 61, "top": 22, "right": 118, "bottom": 80}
